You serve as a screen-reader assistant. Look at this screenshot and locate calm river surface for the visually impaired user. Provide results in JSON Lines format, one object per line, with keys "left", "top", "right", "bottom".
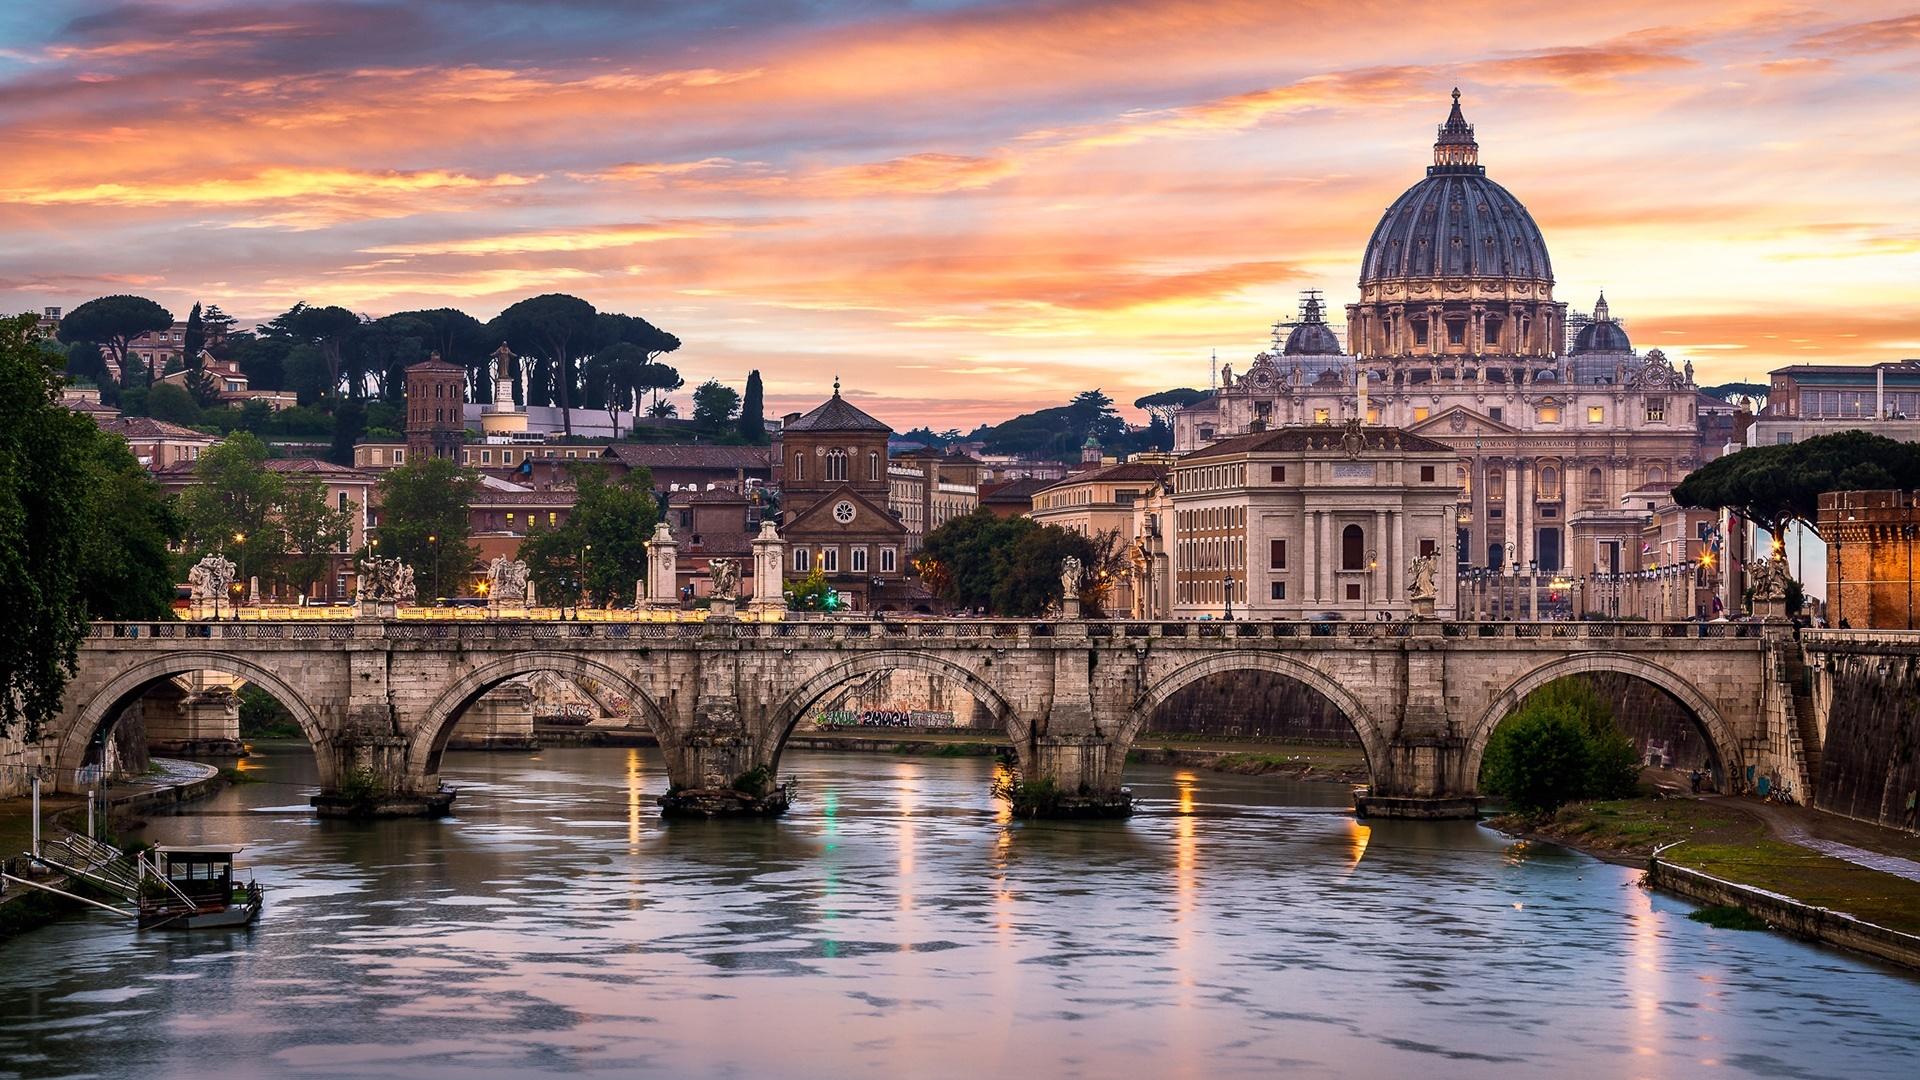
{"left": 3, "top": 743, "right": 1918, "bottom": 1079}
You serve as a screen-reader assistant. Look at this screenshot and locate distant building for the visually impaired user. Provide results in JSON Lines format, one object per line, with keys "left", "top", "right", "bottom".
{"left": 93, "top": 415, "right": 217, "bottom": 471}
{"left": 403, "top": 354, "right": 467, "bottom": 461}
{"left": 1751, "top": 361, "right": 1920, "bottom": 447}
{"left": 1168, "top": 425, "right": 1460, "bottom": 621}
{"left": 775, "top": 383, "right": 915, "bottom": 611}
{"left": 978, "top": 477, "right": 1055, "bottom": 519}
{"left": 888, "top": 448, "right": 982, "bottom": 550}
{"left": 154, "top": 357, "right": 297, "bottom": 411}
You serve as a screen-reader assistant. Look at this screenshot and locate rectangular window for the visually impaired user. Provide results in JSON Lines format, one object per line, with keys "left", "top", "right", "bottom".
{"left": 1269, "top": 539, "right": 1287, "bottom": 570}
{"left": 547, "top": 512, "right": 557, "bottom": 527}
{"left": 1419, "top": 538, "right": 1437, "bottom": 557}
{"left": 1646, "top": 399, "right": 1666, "bottom": 423}
{"left": 793, "top": 455, "right": 805, "bottom": 481}
{"left": 1314, "top": 408, "right": 1330, "bottom": 424}
{"left": 1587, "top": 406, "right": 1604, "bottom": 424}
{"left": 393, "top": 450, "right": 405, "bottom": 464}
{"left": 1270, "top": 581, "right": 1285, "bottom": 600}
{"left": 1345, "top": 583, "right": 1361, "bottom": 601}
{"left": 822, "top": 547, "right": 839, "bottom": 573}
{"left": 337, "top": 491, "right": 348, "bottom": 511}
{"left": 481, "top": 450, "right": 492, "bottom": 464}
{"left": 880, "top": 547, "right": 896, "bottom": 573}
{"left": 795, "top": 548, "right": 811, "bottom": 572}
{"left": 1538, "top": 406, "right": 1560, "bottom": 423}
{"left": 1412, "top": 407, "right": 1430, "bottom": 422}
{"left": 1413, "top": 320, "right": 1429, "bottom": 346}
{"left": 1420, "top": 465, "right": 1435, "bottom": 483}
{"left": 1488, "top": 407, "right": 1503, "bottom": 423}
{"left": 1264, "top": 465, "right": 1283, "bottom": 483}
{"left": 851, "top": 547, "right": 868, "bottom": 572}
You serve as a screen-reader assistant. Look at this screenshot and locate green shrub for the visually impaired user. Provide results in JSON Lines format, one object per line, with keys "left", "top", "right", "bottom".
{"left": 1482, "top": 677, "right": 1644, "bottom": 815}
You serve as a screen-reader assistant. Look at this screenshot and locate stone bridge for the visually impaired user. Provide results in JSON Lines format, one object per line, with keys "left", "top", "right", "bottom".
{"left": 38, "top": 617, "right": 1790, "bottom": 818}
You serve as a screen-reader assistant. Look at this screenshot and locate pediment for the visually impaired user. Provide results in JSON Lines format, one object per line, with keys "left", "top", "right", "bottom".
{"left": 1410, "top": 406, "right": 1517, "bottom": 436}
{"left": 784, "top": 484, "right": 906, "bottom": 536}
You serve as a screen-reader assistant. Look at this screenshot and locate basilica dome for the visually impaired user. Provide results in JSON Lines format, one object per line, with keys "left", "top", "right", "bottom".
{"left": 1570, "top": 293, "right": 1632, "bottom": 354}
{"left": 1357, "top": 91, "right": 1552, "bottom": 289}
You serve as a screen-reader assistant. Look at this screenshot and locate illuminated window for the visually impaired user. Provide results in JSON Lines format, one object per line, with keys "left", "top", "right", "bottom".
{"left": 1366, "top": 407, "right": 1381, "bottom": 424}
{"left": 1413, "top": 406, "right": 1430, "bottom": 422}
{"left": 547, "top": 512, "right": 557, "bottom": 527}
{"left": 1314, "top": 408, "right": 1330, "bottom": 424}
{"left": 1538, "top": 405, "right": 1561, "bottom": 423}
{"left": 1646, "top": 398, "right": 1666, "bottom": 423}
{"left": 1488, "top": 469, "right": 1504, "bottom": 499}
{"left": 1588, "top": 406, "right": 1605, "bottom": 424}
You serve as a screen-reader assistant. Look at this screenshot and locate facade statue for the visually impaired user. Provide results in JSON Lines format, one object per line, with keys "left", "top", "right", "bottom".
{"left": 1748, "top": 554, "right": 1793, "bottom": 601}
{"left": 486, "top": 556, "right": 531, "bottom": 602}
{"left": 1406, "top": 553, "right": 1438, "bottom": 602}
{"left": 708, "top": 558, "right": 740, "bottom": 601}
{"left": 187, "top": 554, "right": 237, "bottom": 603}
{"left": 1059, "top": 555, "right": 1083, "bottom": 601}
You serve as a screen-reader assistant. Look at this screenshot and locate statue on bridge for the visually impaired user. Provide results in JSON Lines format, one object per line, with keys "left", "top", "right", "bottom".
{"left": 187, "top": 553, "right": 237, "bottom": 605}
{"left": 1748, "top": 554, "right": 1792, "bottom": 601}
{"left": 708, "top": 558, "right": 740, "bottom": 602}
{"left": 485, "top": 556, "right": 531, "bottom": 604}
{"left": 1406, "top": 553, "right": 1438, "bottom": 602}
{"left": 356, "top": 556, "right": 416, "bottom": 605}
{"left": 1059, "top": 556, "right": 1083, "bottom": 601}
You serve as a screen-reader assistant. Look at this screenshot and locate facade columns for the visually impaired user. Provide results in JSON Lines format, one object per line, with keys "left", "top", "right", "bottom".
{"left": 1503, "top": 460, "right": 1518, "bottom": 565}
{"left": 1318, "top": 510, "right": 1333, "bottom": 603}
{"left": 1373, "top": 509, "right": 1387, "bottom": 610}
{"left": 1392, "top": 509, "right": 1408, "bottom": 606}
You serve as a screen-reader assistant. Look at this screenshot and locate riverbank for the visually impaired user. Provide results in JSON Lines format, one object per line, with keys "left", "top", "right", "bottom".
{"left": 1489, "top": 795, "right": 1920, "bottom": 970}
{"left": 0, "top": 758, "right": 224, "bottom": 941}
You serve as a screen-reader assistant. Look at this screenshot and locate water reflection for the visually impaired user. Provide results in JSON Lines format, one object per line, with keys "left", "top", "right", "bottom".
{"left": 0, "top": 743, "right": 1916, "bottom": 1079}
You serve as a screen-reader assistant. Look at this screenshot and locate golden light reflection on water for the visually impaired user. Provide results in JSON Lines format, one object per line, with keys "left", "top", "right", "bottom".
{"left": 625, "top": 748, "right": 643, "bottom": 852}
{"left": 990, "top": 759, "right": 1014, "bottom": 941}
{"left": 1173, "top": 771, "right": 1198, "bottom": 994}
{"left": 1344, "top": 818, "right": 1371, "bottom": 870}
{"left": 895, "top": 762, "right": 916, "bottom": 924}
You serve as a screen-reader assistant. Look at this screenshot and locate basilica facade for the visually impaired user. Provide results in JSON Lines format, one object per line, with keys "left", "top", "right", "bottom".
{"left": 1172, "top": 91, "right": 1714, "bottom": 580}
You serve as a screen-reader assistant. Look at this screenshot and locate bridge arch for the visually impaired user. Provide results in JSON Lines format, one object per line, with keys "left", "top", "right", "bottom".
{"left": 1124, "top": 651, "right": 1389, "bottom": 776}
{"left": 413, "top": 651, "right": 673, "bottom": 775}
{"left": 1464, "top": 651, "right": 1744, "bottom": 787}
{"left": 766, "top": 649, "right": 1021, "bottom": 768}
{"left": 57, "top": 651, "right": 331, "bottom": 777}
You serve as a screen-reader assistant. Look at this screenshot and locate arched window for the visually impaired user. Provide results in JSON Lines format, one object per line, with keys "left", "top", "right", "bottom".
{"left": 826, "top": 449, "right": 847, "bottom": 482}
{"left": 1540, "top": 466, "right": 1559, "bottom": 499}
{"left": 1458, "top": 465, "right": 1470, "bottom": 495}
{"left": 792, "top": 454, "right": 805, "bottom": 482}
{"left": 1586, "top": 467, "right": 1604, "bottom": 502}
{"left": 869, "top": 451, "right": 880, "bottom": 480}
{"left": 1487, "top": 468, "right": 1504, "bottom": 500}
{"left": 1341, "top": 524, "right": 1365, "bottom": 570}
{"left": 1646, "top": 465, "right": 1667, "bottom": 486}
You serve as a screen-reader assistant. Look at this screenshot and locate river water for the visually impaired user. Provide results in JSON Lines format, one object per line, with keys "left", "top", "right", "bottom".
{"left": 3, "top": 743, "right": 1918, "bottom": 1079}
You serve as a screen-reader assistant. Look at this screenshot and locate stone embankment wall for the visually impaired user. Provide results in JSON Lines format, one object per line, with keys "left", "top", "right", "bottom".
{"left": 1816, "top": 654, "right": 1920, "bottom": 832}
{"left": 1647, "top": 858, "right": 1920, "bottom": 970}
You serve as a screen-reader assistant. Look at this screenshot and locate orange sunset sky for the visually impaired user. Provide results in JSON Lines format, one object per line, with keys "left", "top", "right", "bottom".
{"left": 2, "top": 1, "right": 1917, "bottom": 428}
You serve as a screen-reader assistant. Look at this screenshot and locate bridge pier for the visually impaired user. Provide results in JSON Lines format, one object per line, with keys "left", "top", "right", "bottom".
{"left": 140, "top": 676, "right": 245, "bottom": 758}
{"left": 657, "top": 690, "right": 791, "bottom": 818}
{"left": 1012, "top": 733, "right": 1132, "bottom": 818}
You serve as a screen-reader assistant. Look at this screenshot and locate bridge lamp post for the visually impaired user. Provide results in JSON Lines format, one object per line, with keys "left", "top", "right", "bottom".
{"left": 1528, "top": 559, "right": 1538, "bottom": 621}
{"left": 582, "top": 543, "right": 593, "bottom": 615}
{"left": 427, "top": 534, "right": 439, "bottom": 607}
{"left": 1222, "top": 575, "right": 1234, "bottom": 621}
{"left": 233, "top": 532, "right": 246, "bottom": 609}
{"left": 1367, "top": 549, "right": 1378, "bottom": 621}
{"left": 1503, "top": 542, "right": 1515, "bottom": 620}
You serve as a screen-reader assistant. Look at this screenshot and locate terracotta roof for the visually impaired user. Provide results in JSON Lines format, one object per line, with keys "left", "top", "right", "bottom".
{"left": 602, "top": 443, "right": 773, "bottom": 471}
{"left": 263, "top": 458, "right": 375, "bottom": 481}
{"left": 980, "top": 477, "right": 1055, "bottom": 504}
{"left": 679, "top": 487, "right": 750, "bottom": 504}
{"left": 471, "top": 490, "right": 579, "bottom": 507}
{"left": 1035, "top": 461, "right": 1169, "bottom": 493}
{"left": 407, "top": 353, "right": 465, "bottom": 373}
{"left": 64, "top": 399, "right": 120, "bottom": 416}
{"left": 97, "top": 416, "right": 216, "bottom": 441}
{"left": 681, "top": 530, "right": 753, "bottom": 555}
{"left": 1180, "top": 425, "right": 1453, "bottom": 461}
{"left": 783, "top": 391, "right": 891, "bottom": 433}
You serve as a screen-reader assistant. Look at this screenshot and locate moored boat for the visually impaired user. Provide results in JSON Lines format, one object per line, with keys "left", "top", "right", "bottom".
{"left": 139, "top": 845, "right": 263, "bottom": 930}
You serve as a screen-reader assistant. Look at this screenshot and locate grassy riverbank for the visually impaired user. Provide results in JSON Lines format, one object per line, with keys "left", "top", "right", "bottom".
{"left": 1495, "top": 797, "right": 1920, "bottom": 937}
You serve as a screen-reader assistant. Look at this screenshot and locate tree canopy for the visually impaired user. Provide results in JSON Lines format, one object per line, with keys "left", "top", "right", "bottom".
{"left": 691, "top": 379, "right": 741, "bottom": 433}
{"left": 0, "top": 315, "right": 98, "bottom": 739}
{"left": 174, "top": 432, "right": 350, "bottom": 598}
{"left": 1134, "top": 387, "right": 1209, "bottom": 427}
{"left": 372, "top": 457, "right": 480, "bottom": 600}
{"left": 491, "top": 293, "right": 597, "bottom": 436}
{"left": 737, "top": 369, "right": 767, "bottom": 444}
{"left": 968, "top": 389, "right": 1134, "bottom": 458}
{"left": 917, "top": 509, "right": 1115, "bottom": 616}
{"left": 57, "top": 295, "right": 173, "bottom": 386}
{"left": 1480, "top": 677, "right": 1641, "bottom": 816}
{"left": 517, "top": 464, "right": 656, "bottom": 607}
{"left": 1672, "top": 430, "right": 1920, "bottom": 539}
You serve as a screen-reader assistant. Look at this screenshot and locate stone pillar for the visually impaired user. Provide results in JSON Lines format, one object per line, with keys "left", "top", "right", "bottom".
{"left": 1302, "top": 510, "right": 1317, "bottom": 603}
{"left": 748, "top": 520, "right": 787, "bottom": 616}
{"left": 142, "top": 674, "right": 245, "bottom": 757}
{"left": 657, "top": 640, "right": 786, "bottom": 817}
{"left": 1352, "top": 641, "right": 1479, "bottom": 820}
{"left": 312, "top": 632, "right": 455, "bottom": 819}
{"left": 1392, "top": 510, "right": 1407, "bottom": 609}
{"left": 446, "top": 681, "right": 538, "bottom": 751}
{"left": 642, "top": 522, "right": 679, "bottom": 611}
{"left": 1373, "top": 509, "right": 1387, "bottom": 612}
{"left": 1318, "top": 510, "right": 1333, "bottom": 603}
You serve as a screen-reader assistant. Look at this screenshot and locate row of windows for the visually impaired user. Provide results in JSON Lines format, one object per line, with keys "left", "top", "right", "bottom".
{"left": 1793, "top": 389, "right": 1919, "bottom": 419}
{"left": 1177, "top": 506, "right": 1246, "bottom": 533}
{"left": 1178, "top": 536, "right": 1246, "bottom": 572}
{"left": 793, "top": 546, "right": 898, "bottom": 574}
